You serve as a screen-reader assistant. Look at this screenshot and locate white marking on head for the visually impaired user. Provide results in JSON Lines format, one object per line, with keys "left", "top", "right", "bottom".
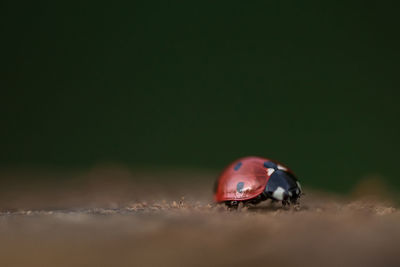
{"left": 277, "top": 164, "right": 288, "bottom": 171}
{"left": 267, "top": 168, "right": 275, "bottom": 176}
{"left": 296, "top": 181, "right": 302, "bottom": 192}
{"left": 272, "top": 187, "right": 285, "bottom": 201}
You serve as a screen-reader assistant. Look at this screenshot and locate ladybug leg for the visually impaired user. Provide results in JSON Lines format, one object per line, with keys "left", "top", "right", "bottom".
{"left": 242, "top": 200, "right": 250, "bottom": 207}
{"left": 245, "top": 194, "right": 264, "bottom": 206}
{"left": 282, "top": 200, "right": 291, "bottom": 208}
{"left": 225, "top": 200, "right": 239, "bottom": 209}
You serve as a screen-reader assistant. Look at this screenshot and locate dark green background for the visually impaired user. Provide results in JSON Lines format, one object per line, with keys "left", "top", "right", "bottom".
{"left": 1, "top": 1, "right": 399, "bottom": 192}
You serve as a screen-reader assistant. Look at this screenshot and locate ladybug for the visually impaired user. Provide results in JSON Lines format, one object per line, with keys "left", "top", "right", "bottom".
{"left": 214, "top": 156, "right": 302, "bottom": 207}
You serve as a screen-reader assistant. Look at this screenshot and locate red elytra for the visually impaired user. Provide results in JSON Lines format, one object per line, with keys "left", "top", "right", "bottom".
{"left": 214, "top": 156, "right": 294, "bottom": 203}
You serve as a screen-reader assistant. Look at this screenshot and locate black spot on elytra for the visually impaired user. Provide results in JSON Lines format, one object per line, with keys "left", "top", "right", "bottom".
{"left": 237, "top": 182, "right": 245, "bottom": 193}
{"left": 234, "top": 162, "right": 242, "bottom": 171}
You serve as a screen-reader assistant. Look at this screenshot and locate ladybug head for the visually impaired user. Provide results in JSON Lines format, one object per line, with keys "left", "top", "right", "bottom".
{"left": 264, "top": 169, "right": 302, "bottom": 204}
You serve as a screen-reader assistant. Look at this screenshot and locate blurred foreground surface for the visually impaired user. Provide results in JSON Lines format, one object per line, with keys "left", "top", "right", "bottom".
{"left": 0, "top": 167, "right": 399, "bottom": 267}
